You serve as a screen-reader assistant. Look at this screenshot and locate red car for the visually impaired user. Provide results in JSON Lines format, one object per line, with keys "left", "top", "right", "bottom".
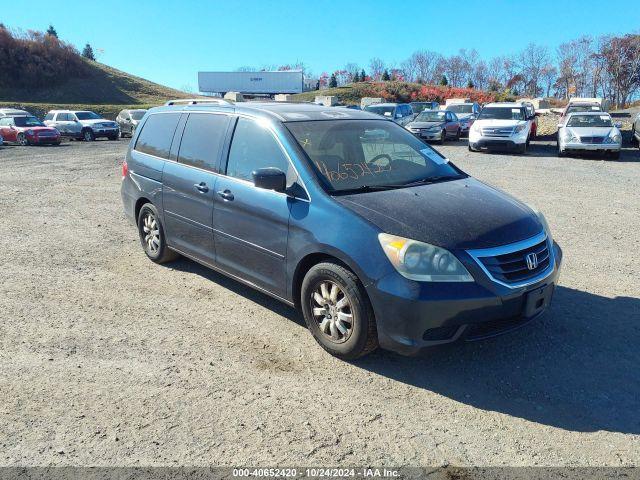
{"left": 0, "top": 115, "right": 61, "bottom": 145}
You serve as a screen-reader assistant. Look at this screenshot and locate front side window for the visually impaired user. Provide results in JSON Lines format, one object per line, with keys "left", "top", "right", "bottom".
{"left": 44, "top": 113, "right": 54, "bottom": 121}
{"left": 478, "top": 107, "right": 526, "bottom": 121}
{"left": 131, "top": 110, "right": 146, "bottom": 120}
{"left": 226, "top": 118, "right": 290, "bottom": 182}
{"left": 177, "top": 113, "right": 229, "bottom": 171}
{"left": 286, "top": 120, "right": 464, "bottom": 193}
{"left": 566, "top": 114, "right": 613, "bottom": 128}
{"left": 134, "top": 113, "right": 181, "bottom": 159}
{"left": 75, "top": 111, "right": 102, "bottom": 120}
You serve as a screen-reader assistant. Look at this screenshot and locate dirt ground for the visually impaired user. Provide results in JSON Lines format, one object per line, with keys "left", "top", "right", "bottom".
{"left": 0, "top": 136, "right": 639, "bottom": 467}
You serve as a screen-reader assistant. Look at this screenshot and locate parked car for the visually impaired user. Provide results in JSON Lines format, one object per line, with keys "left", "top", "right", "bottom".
{"left": 559, "top": 102, "right": 602, "bottom": 123}
{"left": 0, "top": 108, "right": 32, "bottom": 118}
{"left": 116, "top": 109, "right": 148, "bottom": 137}
{"left": 445, "top": 102, "right": 481, "bottom": 136}
{"left": 44, "top": 110, "right": 119, "bottom": 141}
{"left": 121, "top": 101, "right": 562, "bottom": 359}
{"left": 406, "top": 109, "right": 461, "bottom": 143}
{"left": 410, "top": 101, "right": 439, "bottom": 114}
{"left": 631, "top": 112, "right": 640, "bottom": 148}
{"left": 364, "top": 103, "right": 415, "bottom": 126}
{"left": 0, "top": 115, "right": 61, "bottom": 146}
{"left": 468, "top": 102, "right": 535, "bottom": 153}
{"left": 520, "top": 101, "right": 538, "bottom": 139}
{"left": 557, "top": 111, "right": 622, "bottom": 159}
{"left": 0, "top": 133, "right": 3, "bottom": 146}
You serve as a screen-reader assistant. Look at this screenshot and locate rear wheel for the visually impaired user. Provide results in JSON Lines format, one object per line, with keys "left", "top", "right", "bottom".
{"left": 301, "top": 262, "right": 377, "bottom": 359}
{"left": 137, "top": 203, "right": 179, "bottom": 264}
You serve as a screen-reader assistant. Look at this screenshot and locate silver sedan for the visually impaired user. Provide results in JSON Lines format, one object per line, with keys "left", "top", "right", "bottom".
{"left": 557, "top": 112, "right": 622, "bottom": 159}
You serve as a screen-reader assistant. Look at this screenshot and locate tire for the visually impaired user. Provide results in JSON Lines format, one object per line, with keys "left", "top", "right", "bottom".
{"left": 137, "top": 203, "right": 179, "bottom": 264}
{"left": 468, "top": 144, "right": 475, "bottom": 152}
{"left": 455, "top": 128, "right": 461, "bottom": 141}
{"left": 83, "top": 129, "right": 95, "bottom": 141}
{"left": 438, "top": 130, "right": 446, "bottom": 145}
{"left": 557, "top": 143, "right": 565, "bottom": 157}
{"left": 17, "top": 133, "right": 29, "bottom": 146}
{"left": 609, "top": 151, "right": 621, "bottom": 160}
{"left": 631, "top": 128, "right": 638, "bottom": 146}
{"left": 301, "top": 262, "right": 378, "bottom": 360}
{"left": 519, "top": 141, "right": 528, "bottom": 154}
{"left": 108, "top": 134, "right": 118, "bottom": 141}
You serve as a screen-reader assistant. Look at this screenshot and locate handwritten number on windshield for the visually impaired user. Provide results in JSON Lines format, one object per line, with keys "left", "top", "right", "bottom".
{"left": 314, "top": 161, "right": 391, "bottom": 182}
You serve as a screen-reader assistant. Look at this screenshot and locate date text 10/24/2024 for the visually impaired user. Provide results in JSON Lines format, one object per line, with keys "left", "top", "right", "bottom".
{"left": 232, "top": 468, "right": 400, "bottom": 478}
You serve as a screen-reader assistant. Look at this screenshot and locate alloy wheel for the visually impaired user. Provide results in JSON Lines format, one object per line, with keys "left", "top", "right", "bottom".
{"left": 310, "top": 281, "right": 354, "bottom": 343}
{"left": 141, "top": 211, "right": 160, "bottom": 255}
{"left": 17, "top": 133, "right": 28, "bottom": 146}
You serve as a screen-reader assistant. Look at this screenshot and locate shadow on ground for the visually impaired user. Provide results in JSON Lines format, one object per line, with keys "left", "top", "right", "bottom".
{"left": 166, "top": 255, "right": 640, "bottom": 435}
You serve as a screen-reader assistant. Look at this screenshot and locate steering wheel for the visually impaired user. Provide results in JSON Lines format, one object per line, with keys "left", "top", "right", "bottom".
{"left": 369, "top": 153, "right": 392, "bottom": 167}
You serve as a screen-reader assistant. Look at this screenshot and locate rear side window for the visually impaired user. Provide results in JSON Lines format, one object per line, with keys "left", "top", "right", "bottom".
{"left": 44, "top": 113, "right": 54, "bottom": 121}
{"left": 226, "top": 118, "right": 290, "bottom": 182}
{"left": 135, "top": 113, "right": 181, "bottom": 159}
{"left": 177, "top": 113, "right": 229, "bottom": 171}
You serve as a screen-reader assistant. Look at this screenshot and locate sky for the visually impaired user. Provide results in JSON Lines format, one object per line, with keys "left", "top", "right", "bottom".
{"left": 3, "top": 0, "right": 639, "bottom": 91}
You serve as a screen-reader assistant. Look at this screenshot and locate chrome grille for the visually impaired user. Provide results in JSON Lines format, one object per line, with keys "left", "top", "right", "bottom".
{"left": 467, "top": 233, "right": 554, "bottom": 288}
{"left": 481, "top": 127, "right": 514, "bottom": 137}
{"left": 579, "top": 136, "right": 605, "bottom": 144}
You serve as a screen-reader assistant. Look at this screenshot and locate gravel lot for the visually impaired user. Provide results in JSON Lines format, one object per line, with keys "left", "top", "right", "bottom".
{"left": 1, "top": 137, "right": 639, "bottom": 468}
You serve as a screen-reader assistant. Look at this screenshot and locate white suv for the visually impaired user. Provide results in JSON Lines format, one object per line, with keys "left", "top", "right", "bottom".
{"left": 44, "top": 110, "right": 120, "bottom": 141}
{"left": 468, "top": 102, "right": 534, "bottom": 154}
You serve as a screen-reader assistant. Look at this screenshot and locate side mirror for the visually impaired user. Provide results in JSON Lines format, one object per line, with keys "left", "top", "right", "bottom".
{"left": 615, "top": 122, "right": 622, "bottom": 129}
{"left": 252, "top": 167, "right": 286, "bottom": 193}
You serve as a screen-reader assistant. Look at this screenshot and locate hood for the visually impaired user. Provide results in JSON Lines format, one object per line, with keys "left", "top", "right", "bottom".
{"left": 565, "top": 126, "right": 616, "bottom": 137}
{"left": 19, "top": 126, "right": 58, "bottom": 133}
{"left": 334, "top": 178, "right": 543, "bottom": 250}
{"left": 408, "top": 121, "right": 445, "bottom": 129}
{"left": 79, "top": 119, "right": 115, "bottom": 126}
{"left": 475, "top": 119, "right": 524, "bottom": 129}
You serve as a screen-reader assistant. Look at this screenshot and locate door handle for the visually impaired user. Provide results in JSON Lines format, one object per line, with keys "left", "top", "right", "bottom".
{"left": 194, "top": 182, "right": 209, "bottom": 193}
{"left": 217, "top": 189, "right": 234, "bottom": 201}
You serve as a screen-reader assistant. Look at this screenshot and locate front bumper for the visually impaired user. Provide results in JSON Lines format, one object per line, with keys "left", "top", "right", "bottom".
{"left": 561, "top": 142, "right": 621, "bottom": 152}
{"left": 367, "top": 242, "right": 563, "bottom": 355}
{"left": 92, "top": 127, "right": 119, "bottom": 138}
{"left": 470, "top": 138, "right": 524, "bottom": 151}
{"left": 32, "top": 135, "right": 61, "bottom": 144}
{"left": 410, "top": 129, "right": 442, "bottom": 141}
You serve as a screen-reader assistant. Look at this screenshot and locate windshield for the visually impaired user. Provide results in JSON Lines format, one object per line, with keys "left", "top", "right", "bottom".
{"left": 567, "top": 114, "right": 613, "bottom": 127}
{"left": 364, "top": 105, "right": 395, "bottom": 117}
{"left": 447, "top": 104, "right": 473, "bottom": 114}
{"left": 411, "top": 103, "right": 433, "bottom": 113}
{"left": 130, "top": 110, "right": 146, "bottom": 120}
{"left": 478, "top": 107, "right": 526, "bottom": 121}
{"left": 567, "top": 105, "right": 601, "bottom": 114}
{"left": 285, "top": 120, "right": 464, "bottom": 193}
{"left": 14, "top": 116, "right": 44, "bottom": 127}
{"left": 75, "top": 111, "right": 102, "bottom": 120}
{"left": 415, "top": 111, "right": 446, "bottom": 122}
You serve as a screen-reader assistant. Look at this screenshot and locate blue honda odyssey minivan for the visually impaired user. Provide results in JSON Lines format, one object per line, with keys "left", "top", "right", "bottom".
{"left": 121, "top": 99, "right": 562, "bottom": 359}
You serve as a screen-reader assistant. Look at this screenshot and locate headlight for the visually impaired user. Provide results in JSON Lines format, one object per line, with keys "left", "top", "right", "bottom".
{"left": 514, "top": 124, "right": 527, "bottom": 134}
{"left": 606, "top": 133, "right": 621, "bottom": 143}
{"left": 378, "top": 233, "right": 473, "bottom": 282}
{"left": 562, "top": 130, "right": 578, "bottom": 142}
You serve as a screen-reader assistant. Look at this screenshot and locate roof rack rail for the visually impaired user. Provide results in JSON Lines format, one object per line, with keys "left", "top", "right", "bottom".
{"left": 164, "top": 98, "right": 232, "bottom": 106}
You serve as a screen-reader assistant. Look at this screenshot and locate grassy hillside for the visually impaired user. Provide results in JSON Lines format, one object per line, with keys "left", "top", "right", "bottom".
{"left": 0, "top": 58, "right": 192, "bottom": 105}
{"left": 291, "top": 81, "right": 509, "bottom": 105}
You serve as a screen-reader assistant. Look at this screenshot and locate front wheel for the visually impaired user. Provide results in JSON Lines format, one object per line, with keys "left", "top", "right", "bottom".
{"left": 455, "top": 128, "right": 461, "bottom": 141}
{"left": 438, "top": 130, "right": 446, "bottom": 145}
{"left": 301, "top": 262, "right": 377, "bottom": 360}
{"left": 137, "top": 203, "right": 179, "bottom": 264}
{"left": 17, "top": 133, "right": 29, "bottom": 146}
{"left": 609, "top": 151, "right": 621, "bottom": 160}
{"left": 83, "top": 129, "right": 95, "bottom": 141}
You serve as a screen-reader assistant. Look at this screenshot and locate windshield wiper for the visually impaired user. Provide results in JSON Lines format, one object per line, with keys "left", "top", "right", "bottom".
{"left": 333, "top": 175, "right": 466, "bottom": 194}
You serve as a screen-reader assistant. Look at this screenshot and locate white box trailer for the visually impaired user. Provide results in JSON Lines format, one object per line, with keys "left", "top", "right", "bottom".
{"left": 569, "top": 97, "right": 611, "bottom": 112}
{"left": 198, "top": 71, "right": 304, "bottom": 95}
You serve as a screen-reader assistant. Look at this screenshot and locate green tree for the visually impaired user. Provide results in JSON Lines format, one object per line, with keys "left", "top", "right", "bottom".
{"left": 381, "top": 69, "right": 391, "bottom": 81}
{"left": 353, "top": 71, "right": 360, "bottom": 82}
{"left": 329, "top": 73, "right": 338, "bottom": 88}
{"left": 82, "top": 43, "right": 95, "bottom": 61}
{"left": 440, "top": 75, "right": 448, "bottom": 86}
{"left": 360, "top": 69, "right": 366, "bottom": 81}
{"left": 467, "top": 79, "right": 475, "bottom": 89}
{"left": 46, "top": 25, "right": 58, "bottom": 37}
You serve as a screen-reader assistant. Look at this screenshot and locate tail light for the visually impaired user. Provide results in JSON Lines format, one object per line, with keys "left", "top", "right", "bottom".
{"left": 122, "top": 159, "right": 128, "bottom": 178}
